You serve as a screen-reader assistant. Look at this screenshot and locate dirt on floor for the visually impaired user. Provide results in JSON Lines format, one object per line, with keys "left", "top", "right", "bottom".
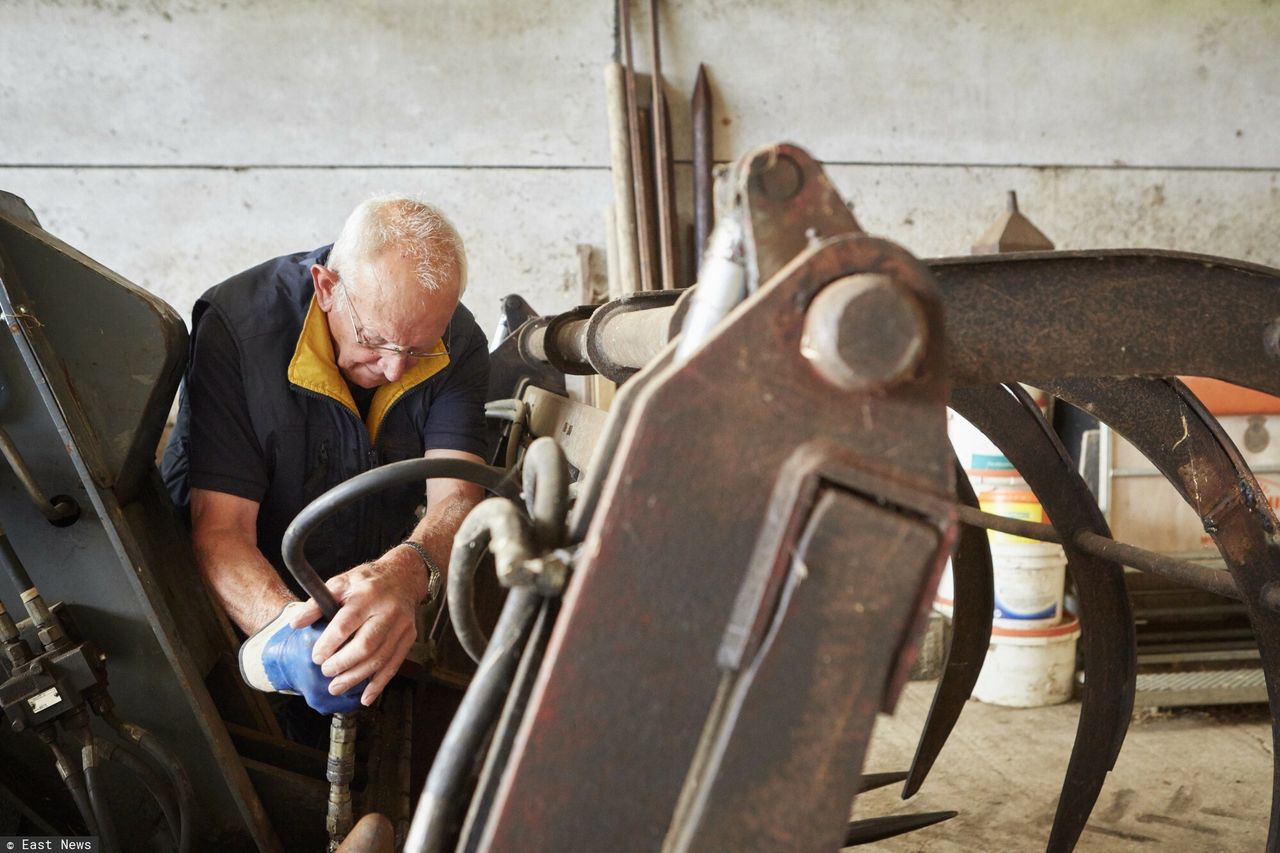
{"left": 849, "top": 681, "right": 1271, "bottom": 851}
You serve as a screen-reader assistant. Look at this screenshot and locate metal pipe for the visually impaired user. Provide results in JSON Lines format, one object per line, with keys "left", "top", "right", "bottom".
{"left": 603, "top": 63, "right": 641, "bottom": 295}
{"left": 692, "top": 64, "right": 713, "bottom": 260}
{"left": 0, "top": 426, "right": 79, "bottom": 525}
{"left": 955, "top": 505, "right": 1243, "bottom": 602}
{"left": 648, "top": 0, "right": 676, "bottom": 291}
{"left": 521, "top": 304, "right": 675, "bottom": 376}
{"left": 598, "top": 305, "right": 675, "bottom": 368}
{"left": 326, "top": 712, "right": 357, "bottom": 849}
{"left": 618, "top": 0, "right": 654, "bottom": 291}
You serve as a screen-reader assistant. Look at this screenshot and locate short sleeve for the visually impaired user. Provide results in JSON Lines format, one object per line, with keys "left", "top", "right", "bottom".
{"left": 187, "top": 311, "right": 271, "bottom": 501}
{"left": 422, "top": 321, "right": 490, "bottom": 458}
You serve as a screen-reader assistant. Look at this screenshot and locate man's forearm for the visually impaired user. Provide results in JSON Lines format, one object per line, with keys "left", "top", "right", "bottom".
{"left": 192, "top": 531, "right": 296, "bottom": 634}
{"left": 407, "top": 489, "right": 479, "bottom": 584}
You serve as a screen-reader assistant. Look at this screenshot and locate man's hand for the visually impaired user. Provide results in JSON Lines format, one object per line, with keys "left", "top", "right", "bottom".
{"left": 239, "top": 602, "right": 366, "bottom": 715}
{"left": 289, "top": 548, "right": 424, "bottom": 707}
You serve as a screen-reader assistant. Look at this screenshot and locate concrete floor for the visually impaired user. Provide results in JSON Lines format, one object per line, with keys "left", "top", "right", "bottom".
{"left": 851, "top": 682, "right": 1272, "bottom": 850}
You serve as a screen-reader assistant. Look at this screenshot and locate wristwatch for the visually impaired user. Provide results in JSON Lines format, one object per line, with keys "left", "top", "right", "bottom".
{"left": 400, "top": 540, "right": 442, "bottom": 604}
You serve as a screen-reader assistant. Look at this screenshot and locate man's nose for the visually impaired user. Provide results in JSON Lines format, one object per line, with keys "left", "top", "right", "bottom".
{"left": 380, "top": 353, "right": 412, "bottom": 382}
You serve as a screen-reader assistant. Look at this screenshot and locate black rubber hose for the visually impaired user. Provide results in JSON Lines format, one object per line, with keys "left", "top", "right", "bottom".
{"left": 405, "top": 586, "right": 541, "bottom": 853}
{"left": 522, "top": 437, "right": 569, "bottom": 551}
{"left": 47, "top": 741, "right": 98, "bottom": 837}
{"left": 106, "top": 715, "right": 192, "bottom": 853}
{"left": 282, "top": 458, "right": 519, "bottom": 620}
{"left": 447, "top": 499, "right": 534, "bottom": 664}
{"left": 98, "top": 737, "right": 180, "bottom": 849}
{"left": 82, "top": 740, "right": 121, "bottom": 853}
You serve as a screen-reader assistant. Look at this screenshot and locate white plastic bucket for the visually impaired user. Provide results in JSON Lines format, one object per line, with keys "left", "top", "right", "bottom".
{"left": 948, "top": 410, "right": 1024, "bottom": 480}
{"left": 973, "top": 614, "right": 1080, "bottom": 708}
{"left": 933, "top": 547, "right": 1066, "bottom": 628}
{"left": 991, "top": 544, "right": 1067, "bottom": 629}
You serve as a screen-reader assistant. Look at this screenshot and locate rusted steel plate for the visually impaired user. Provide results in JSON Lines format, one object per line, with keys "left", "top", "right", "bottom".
{"left": 480, "top": 231, "right": 952, "bottom": 852}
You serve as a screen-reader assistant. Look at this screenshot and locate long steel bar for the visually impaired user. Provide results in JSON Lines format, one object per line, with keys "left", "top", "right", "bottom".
{"left": 618, "top": 0, "right": 654, "bottom": 291}
{"left": 955, "top": 505, "right": 1244, "bottom": 602}
{"left": 648, "top": 0, "right": 676, "bottom": 290}
{"left": 692, "top": 64, "right": 713, "bottom": 263}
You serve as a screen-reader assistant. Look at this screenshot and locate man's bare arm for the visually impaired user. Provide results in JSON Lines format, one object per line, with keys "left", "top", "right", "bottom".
{"left": 190, "top": 487, "right": 296, "bottom": 634}
{"left": 292, "top": 448, "right": 486, "bottom": 705}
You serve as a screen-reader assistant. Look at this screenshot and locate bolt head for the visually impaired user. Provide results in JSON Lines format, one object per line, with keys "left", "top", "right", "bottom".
{"left": 801, "top": 273, "right": 927, "bottom": 391}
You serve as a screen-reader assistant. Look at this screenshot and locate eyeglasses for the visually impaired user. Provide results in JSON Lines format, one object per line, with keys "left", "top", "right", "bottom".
{"left": 335, "top": 277, "right": 450, "bottom": 360}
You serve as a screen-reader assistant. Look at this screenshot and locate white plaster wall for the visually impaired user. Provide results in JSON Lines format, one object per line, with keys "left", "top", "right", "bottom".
{"left": 2, "top": 0, "right": 1278, "bottom": 336}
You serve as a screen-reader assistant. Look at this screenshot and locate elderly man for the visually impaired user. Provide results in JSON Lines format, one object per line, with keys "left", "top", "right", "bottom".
{"left": 162, "top": 196, "right": 488, "bottom": 727}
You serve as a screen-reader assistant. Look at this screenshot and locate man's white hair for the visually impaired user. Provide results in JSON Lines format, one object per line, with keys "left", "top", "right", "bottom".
{"left": 328, "top": 194, "right": 468, "bottom": 301}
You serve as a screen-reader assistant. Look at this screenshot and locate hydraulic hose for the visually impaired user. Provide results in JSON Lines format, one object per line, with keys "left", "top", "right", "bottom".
{"left": 447, "top": 499, "right": 535, "bottom": 664}
{"left": 46, "top": 739, "right": 98, "bottom": 837}
{"left": 404, "top": 586, "right": 541, "bottom": 853}
{"left": 106, "top": 714, "right": 192, "bottom": 853}
{"left": 81, "top": 738, "right": 120, "bottom": 853}
{"left": 522, "top": 437, "right": 569, "bottom": 551}
{"left": 96, "top": 737, "right": 181, "bottom": 850}
{"left": 282, "top": 458, "right": 519, "bottom": 620}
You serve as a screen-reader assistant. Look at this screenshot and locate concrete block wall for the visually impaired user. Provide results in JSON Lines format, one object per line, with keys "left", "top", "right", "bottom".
{"left": 2, "top": 0, "right": 1277, "bottom": 339}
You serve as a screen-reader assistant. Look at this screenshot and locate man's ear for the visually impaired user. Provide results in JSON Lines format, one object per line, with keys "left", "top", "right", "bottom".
{"left": 312, "top": 264, "right": 339, "bottom": 311}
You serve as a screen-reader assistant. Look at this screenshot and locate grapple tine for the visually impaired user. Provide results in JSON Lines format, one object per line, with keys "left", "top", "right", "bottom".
{"left": 903, "top": 457, "right": 993, "bottom": 798}
{"left": 950, "top": 384, "right": 1135, "bottom": 853}
{"left": 842, "top": 810, "right": 958, "bottom": 846}
{"left": 857, "top": 770, "right": 909, "bottom": 794}
{"left": 1047, "top": 376, "right": 1280, "bottom": 853}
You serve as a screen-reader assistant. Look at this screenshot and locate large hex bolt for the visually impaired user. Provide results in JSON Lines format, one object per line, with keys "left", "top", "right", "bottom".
{"left": 801, "top": 273, "right": 927, "bottom": 392}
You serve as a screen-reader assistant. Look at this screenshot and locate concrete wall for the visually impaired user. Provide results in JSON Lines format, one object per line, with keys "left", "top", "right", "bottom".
{"left": 2, "top": 0, "right": 1277, "bottom": 338}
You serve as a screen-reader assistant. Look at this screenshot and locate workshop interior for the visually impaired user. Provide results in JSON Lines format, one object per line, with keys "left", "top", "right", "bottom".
{"left": 2, "top": 2, "right": 1279, "bottom": 851}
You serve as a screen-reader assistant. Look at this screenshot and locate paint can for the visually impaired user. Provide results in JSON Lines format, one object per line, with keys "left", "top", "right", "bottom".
{"left": 977, "top": 486, "right": 1067, "bottom": 628}
{"left": 948, "top": 410, "right": 1024, "bottom": 481}
{"left": 973, "top": 614, "right": 1080, "bottom": 708}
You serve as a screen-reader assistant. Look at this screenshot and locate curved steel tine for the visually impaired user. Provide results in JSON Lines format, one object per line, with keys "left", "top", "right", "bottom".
{"left": 1046, "top": 376, "right": 1280, "bottom": 853}
{"left": 950, "top": 384, "right": 1135, "bottom": 853}
{"left": 903, "top": 455, "right": 993, "bottom": 798}
{"left": 843, "top": 810, "right": 958, "bottom": 846}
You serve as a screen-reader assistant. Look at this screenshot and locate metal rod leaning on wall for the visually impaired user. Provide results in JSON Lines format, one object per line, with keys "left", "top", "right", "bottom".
{"left": 692, "top": 64, "right": 713, "bottom": 263}
{"left": 603, "top": 64, "right": 640, "bottom": 295}
{"left": 618, "top": 0, "right": 655, "bottom": 291}
{"left": 955, "top": 505, "right": 1244, "bottom": 602}
{"left": 648, "top": 0, "right": 676, "bottom": 291}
